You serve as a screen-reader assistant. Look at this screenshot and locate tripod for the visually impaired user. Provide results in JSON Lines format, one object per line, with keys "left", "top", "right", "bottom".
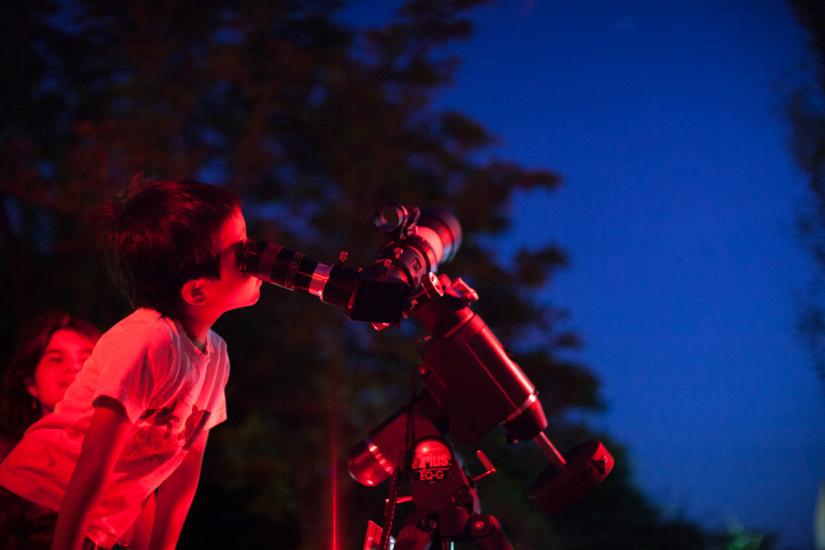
{"left": 351, "top": 391, "right": 513, "bottom": 549}
{"left": 349, "top": 274, "right": 614, "bottom": 549}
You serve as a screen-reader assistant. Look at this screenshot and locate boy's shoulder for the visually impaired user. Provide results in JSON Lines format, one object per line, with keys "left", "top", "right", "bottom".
{"left": 207, "top": 328, "right": 228, "bottom": 356}
{"left": 96, "top": 309, "right": 175, "bottom": 353}
{"left": 97, "top": 309, "right": 228, "bottom": 363}
{"left": 105, "top": 308, "right": 168, "bottom": 335}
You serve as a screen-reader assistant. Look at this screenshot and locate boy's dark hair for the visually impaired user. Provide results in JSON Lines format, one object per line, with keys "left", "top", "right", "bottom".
{"left": 98, "top": 178, "right": 241, "bottom": 318}
{"left": 1, "top": 311, "right": 101, "bottom": 441}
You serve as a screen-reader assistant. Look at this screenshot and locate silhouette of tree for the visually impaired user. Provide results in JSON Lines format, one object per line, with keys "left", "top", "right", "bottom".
{"left": 784, "top": 3, "right": 825, "bottom": 550}
{"left": 1, "top": 1, "right": 717, "bottom": 546}
{"left": 785, "top": 0, "right": 825, "bottom": 398}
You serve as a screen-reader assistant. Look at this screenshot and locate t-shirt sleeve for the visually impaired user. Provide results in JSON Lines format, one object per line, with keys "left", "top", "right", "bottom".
{"left": 203, "top": 337, "right": 229, "bottom": 431}
{"left": 205, "top": 392, "right": 227, "bottom": 431}
{"left": 91, "top": 323, "right": 173, "bottom": 424}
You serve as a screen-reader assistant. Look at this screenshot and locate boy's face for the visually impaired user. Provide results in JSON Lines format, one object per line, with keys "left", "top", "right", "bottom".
{"left": 209, "top": 208, "right": 262, "bottom": 313}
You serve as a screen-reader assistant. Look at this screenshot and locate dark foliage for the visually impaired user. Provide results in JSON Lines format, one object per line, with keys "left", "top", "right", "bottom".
{"left": 785, "top": 0, "right": 825, "bottom": 398}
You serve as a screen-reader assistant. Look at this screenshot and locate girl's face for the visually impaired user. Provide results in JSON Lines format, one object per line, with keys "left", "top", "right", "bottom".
{"left": 26, "top": 328, "right": 95, "bottom": 414}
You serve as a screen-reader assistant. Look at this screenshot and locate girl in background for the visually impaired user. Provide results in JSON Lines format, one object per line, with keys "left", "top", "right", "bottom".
{"left": 0, "top": 311, "right": 100, "bottom": 460}
{"left": 0, "top": 312, "right": 155, "bottom": 548}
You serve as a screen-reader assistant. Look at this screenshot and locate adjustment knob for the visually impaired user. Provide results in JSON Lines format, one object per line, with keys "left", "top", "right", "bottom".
{"left": 452, "top": 277, "right": 479, "bottom": 302}
{"left": 422, "top": 272, "right": 445, "bottom": 299}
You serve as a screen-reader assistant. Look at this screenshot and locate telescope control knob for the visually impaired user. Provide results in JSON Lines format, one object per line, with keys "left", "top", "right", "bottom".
{"left": 452, "top": 277, "right": 479, "bottom": 303}
{"left": 422, "top": 272, "right": 445, "bottom": 300}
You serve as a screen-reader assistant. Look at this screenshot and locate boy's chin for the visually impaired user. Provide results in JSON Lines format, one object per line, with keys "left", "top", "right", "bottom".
{"left": 242, "top": 288, "right": 262, "bottom": 307}
{"left": 223, "top": 290, "right": 261, "bottom": 314}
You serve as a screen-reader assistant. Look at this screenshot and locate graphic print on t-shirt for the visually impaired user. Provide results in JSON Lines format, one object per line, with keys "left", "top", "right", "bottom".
{"left": 118, "top": 400, "right": 213, "bottom": 464}
{"left": 181, "top": 404, "right": 210, "bottom": 450}
{"left": 141, "top": 403, "right": 180, "bottom": 438}
{"left": 119, "top": 402, "right": 182, "bottom": 464}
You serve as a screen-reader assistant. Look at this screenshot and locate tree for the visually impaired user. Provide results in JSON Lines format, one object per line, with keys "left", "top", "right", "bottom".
{"left": 1, "top": 1, "right": 714, "bottom": 546}
{"left": 785, "top": 0, "right": 825, "bottom": 399}
{"left": 784, "top": 3, "right": 825, "bottom": 549}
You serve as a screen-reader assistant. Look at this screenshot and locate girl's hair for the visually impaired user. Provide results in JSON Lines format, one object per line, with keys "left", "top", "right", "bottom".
{"left": 0, "top": 311, "right": 101, "bottom": 441}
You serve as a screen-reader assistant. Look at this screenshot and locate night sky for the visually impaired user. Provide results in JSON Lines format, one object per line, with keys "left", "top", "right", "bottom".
{"left": 346, "top": 1, "right": 825, "bottom": 547}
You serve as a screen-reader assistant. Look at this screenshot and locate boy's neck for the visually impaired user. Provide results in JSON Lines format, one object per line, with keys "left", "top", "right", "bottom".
{"left": 177, "top": 313, "right": 216, "bottom": 352}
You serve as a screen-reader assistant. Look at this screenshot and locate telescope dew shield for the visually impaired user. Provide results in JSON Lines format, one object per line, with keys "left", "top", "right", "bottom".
{"left": 418, "top": 208, "right": 462, "bottom": 265}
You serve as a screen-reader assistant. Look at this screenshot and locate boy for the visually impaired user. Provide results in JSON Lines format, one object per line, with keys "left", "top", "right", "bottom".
{"left": 0, "top": 179, "right": 261, "bottom": 549}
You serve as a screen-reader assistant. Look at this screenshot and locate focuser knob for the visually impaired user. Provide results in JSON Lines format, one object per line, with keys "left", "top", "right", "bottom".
{"left": 422, "top": 272, "right": 445, "bottom": 300}
{"left": 452, "top": 277, "right": 479, "bottom": 303}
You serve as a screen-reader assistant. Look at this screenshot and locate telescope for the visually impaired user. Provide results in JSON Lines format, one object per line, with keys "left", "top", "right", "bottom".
{"left": 239, "top": 204, "right": 614, "bottom": 549}
{"left": 239, "top": 204, "right": 461, "bottom": 324}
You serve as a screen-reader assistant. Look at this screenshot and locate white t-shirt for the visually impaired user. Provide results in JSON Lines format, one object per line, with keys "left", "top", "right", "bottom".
{"left": 0, "top": 308, "right": 230, "bottom": 547}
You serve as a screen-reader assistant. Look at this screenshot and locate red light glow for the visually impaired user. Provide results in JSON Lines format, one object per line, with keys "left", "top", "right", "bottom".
{"left": 329, "top": 414, "right": 339, "bottom": 550}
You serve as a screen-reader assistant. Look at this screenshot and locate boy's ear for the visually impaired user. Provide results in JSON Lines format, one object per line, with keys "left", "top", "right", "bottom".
{"left": 180, "top": 278, "right": 208, "bottom": 306}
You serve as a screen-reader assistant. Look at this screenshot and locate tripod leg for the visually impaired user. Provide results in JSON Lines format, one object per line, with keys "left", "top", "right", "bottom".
{"left": 469, "top": 514, "right": 513, "bottom": 550}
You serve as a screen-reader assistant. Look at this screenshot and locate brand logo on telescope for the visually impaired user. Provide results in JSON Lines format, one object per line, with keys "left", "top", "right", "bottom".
{"left": 411, "top": 437, "right": 453, "bottom": 483}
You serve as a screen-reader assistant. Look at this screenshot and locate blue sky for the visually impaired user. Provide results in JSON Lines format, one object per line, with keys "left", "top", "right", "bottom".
{"left": 411, "top": 1, "right": 823, "bottom": 547}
